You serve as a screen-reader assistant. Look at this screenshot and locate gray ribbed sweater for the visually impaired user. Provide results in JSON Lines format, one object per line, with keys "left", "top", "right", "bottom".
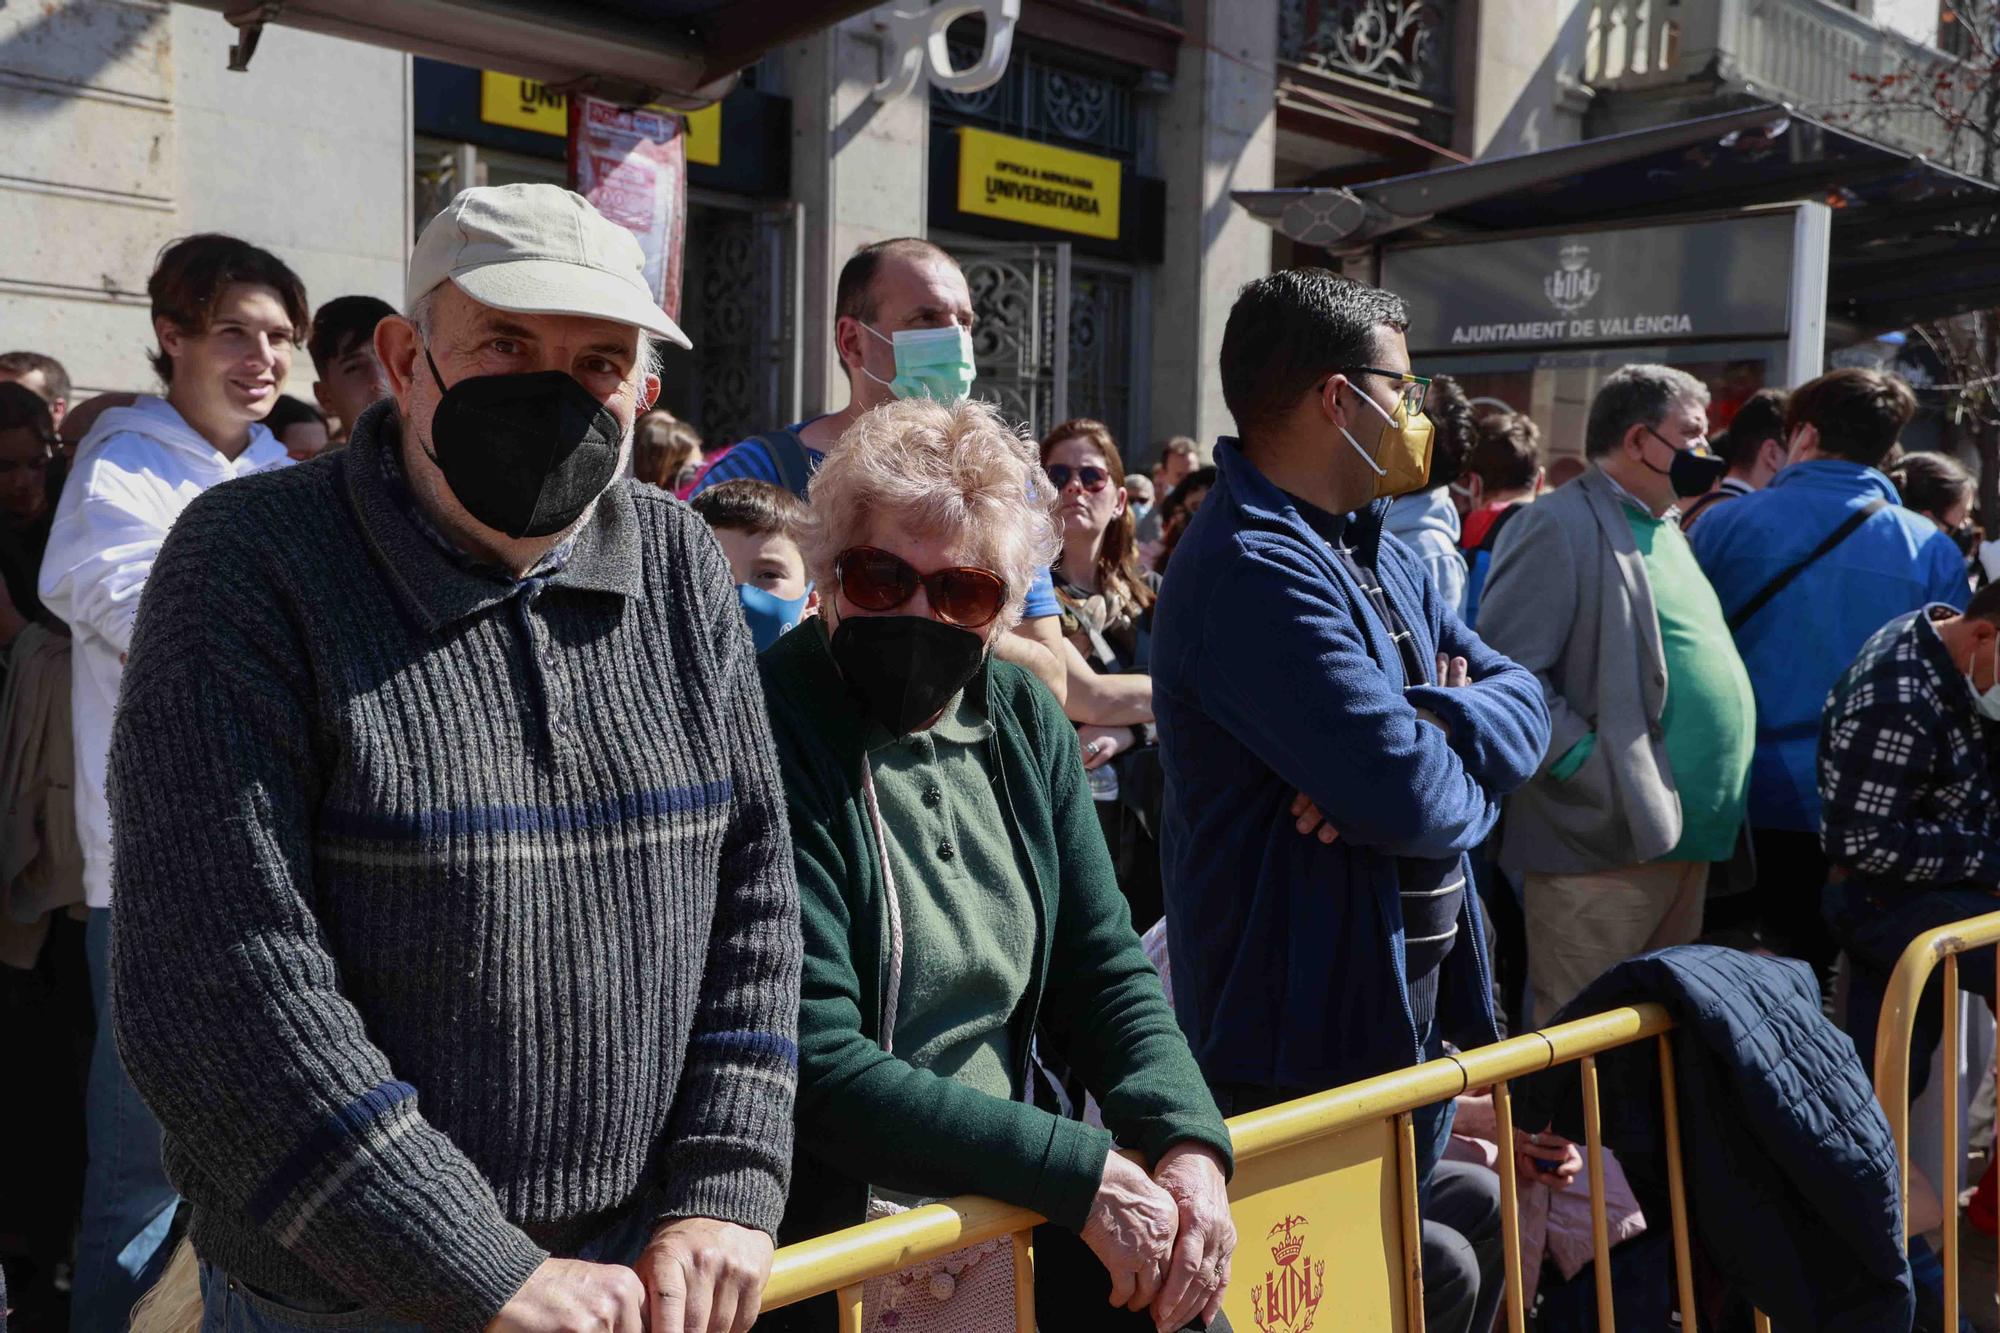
{"left": 106, "top": 403, "right": 802, "bottom": 1331}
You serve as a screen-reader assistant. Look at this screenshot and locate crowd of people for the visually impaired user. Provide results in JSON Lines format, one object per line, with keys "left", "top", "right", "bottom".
{"left": 0, "top": 177, "right": 1992, "bottom": 1333}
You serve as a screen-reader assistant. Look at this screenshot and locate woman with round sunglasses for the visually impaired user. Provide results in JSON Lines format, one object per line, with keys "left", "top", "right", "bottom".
{"left": 1040, "top": 418, "right": 1166, "bottom": 926}
{"left": 757, "top": 396, "right": 1236, "bottom": 1333}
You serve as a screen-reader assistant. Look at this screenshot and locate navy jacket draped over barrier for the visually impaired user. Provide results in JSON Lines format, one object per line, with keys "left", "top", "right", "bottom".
{"left": 1519, "top": 947, "right": 1912, "bottom": 1333}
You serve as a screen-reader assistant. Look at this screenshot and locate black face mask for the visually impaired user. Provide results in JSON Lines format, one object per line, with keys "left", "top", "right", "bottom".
{"left": 829, "top": 615, "right": 987, "bottom": 738}
{"left": 421, "top": 345, "right": 624, "bottom": 539}
{"left": 1641, "top": 427, "right": 1730, "bottom": 499}
{"left": 1951, "top": 522, "right": 1982, "bottom": 560}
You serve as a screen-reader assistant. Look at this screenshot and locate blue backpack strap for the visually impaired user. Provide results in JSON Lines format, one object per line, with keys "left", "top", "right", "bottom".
{"left": 763, "top": 429, "right": 813, "bottom": 499}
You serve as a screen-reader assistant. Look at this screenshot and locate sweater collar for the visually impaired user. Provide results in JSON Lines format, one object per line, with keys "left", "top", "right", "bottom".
{"left": 342, "top": 400, "right": 643, "bottom": 632}
{"left": 1214, "top": 436, "right": 1390, "bottom": 564}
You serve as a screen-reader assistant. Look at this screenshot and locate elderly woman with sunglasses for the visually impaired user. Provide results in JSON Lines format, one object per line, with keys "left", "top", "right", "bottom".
{"left": 757, "top": 396, "right": 1235, "bottom": 1333}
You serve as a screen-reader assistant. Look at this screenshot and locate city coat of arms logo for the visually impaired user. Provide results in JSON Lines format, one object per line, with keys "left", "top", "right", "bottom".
{"left": 1251, "top": 1215, "right": 1326, "bottom": 1333}
{"left": 1544, "top": 240, "right": 1601, "bottom": 315}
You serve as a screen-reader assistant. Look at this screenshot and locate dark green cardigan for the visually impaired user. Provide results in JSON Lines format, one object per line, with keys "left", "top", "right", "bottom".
{"left": 759, "top": 622, "right": 1231, "bottom": 1253}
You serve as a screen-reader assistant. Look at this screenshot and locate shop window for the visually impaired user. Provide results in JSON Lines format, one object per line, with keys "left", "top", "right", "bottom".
{"left": 665, "top": 199, "right": 795, "bottom": 450}
{"left": 950, "top": 239, "right": 1140, "bottom": 447}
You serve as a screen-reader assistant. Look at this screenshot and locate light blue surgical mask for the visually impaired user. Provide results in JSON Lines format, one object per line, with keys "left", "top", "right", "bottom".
{"left": 1970, "top": 634, "right": 2000, "bottom": 721}
{"left": 861, "top": 323, "right": 977, "bottom": 402}
{"left": 738, "top": 583, "right": 810, "bottom": 653}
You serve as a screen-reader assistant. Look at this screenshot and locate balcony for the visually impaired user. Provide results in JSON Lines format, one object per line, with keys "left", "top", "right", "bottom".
{"left": 1280, "top": 0, "right": 1456, "bottom": 106}
{"left": 1581, "top": 0, "right": 1967, "bottom": 168}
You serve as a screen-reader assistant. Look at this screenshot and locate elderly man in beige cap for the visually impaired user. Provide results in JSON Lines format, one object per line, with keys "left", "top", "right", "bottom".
{"left": 105, "top": 183, "right": 801, "bottom": 1333}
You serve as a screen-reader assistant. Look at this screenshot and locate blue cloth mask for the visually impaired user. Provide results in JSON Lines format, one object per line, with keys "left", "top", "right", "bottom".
{"left": 861, "top": 323, "right": 977, "bottom": 402}
{"left": 738, "top": 583, "right": 810, "bottom": 653}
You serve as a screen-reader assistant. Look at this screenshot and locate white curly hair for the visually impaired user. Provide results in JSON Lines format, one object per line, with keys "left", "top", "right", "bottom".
{"left": 804, "top": 396, "right": 1060, "bottom": 633}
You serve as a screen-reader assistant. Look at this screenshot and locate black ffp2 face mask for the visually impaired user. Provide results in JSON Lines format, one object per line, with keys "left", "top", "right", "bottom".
{"left": 829, "top": 614, "right": 988, "bottom": 738}
{"left": 1642, "top": 427, "right": 1731, "bottom": 499}
{"left": 421, "top": 345, "right": 624, "bottom": 539}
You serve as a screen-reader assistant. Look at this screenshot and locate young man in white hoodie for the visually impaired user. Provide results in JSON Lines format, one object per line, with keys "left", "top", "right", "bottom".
{"left": 38, "top": 231, "right": 305, "bottom": 1332}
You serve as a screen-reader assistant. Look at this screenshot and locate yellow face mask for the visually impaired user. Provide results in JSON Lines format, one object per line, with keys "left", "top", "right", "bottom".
{"left": 1341, "top": 377, "right": 1435, "bottom": 501}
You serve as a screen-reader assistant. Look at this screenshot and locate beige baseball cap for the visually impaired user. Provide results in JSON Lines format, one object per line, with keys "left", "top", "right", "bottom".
{"left": 407, "top": 183, "right": 691, "bottom": 348}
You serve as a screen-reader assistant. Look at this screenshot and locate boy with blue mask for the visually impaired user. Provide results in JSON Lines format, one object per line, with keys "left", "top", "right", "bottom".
{"left": 692, "top": 479, "right": 815, "bottom": 653}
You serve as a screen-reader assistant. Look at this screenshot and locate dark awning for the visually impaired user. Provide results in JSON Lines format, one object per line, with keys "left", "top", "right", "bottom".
{"left": 177, "top": 0, "right": 882, "bottom": 107}
{"left": 1234, "top": 102, "right": 2000, "bottom": 332}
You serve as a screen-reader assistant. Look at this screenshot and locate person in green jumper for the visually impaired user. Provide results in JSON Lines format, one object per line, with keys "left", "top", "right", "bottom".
{"left": 1478, "top": 365, "right": 1756, "bottom": 1024}
{"left": 757, "top": 395, "right": 1236, "bottom": 1333}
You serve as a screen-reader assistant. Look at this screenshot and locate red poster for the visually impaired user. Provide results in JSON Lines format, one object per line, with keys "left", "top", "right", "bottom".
{"left": 568, "top": 95, "right": 686, "bottom": 323}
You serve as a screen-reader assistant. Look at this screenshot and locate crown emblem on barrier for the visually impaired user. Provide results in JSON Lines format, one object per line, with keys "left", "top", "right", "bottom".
{"left": 1271, "top": 1216, "right": 1306, "bottom": 1267}
{"left": 1252, "top": 1214, "right": 1325, "bottom": 1333}
{"left": 1558, "top": 240, "right": 1590, "bottom": 272}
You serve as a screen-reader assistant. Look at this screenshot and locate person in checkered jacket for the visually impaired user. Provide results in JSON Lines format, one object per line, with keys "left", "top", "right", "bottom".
{"left": 1821, "top": 583, "right": 2000, "bottom": 1100}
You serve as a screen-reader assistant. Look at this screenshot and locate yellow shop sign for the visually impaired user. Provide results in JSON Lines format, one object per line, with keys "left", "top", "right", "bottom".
{"left": 956, "top": 127, "right": 1120, "bottom": 241}
{"left": 478, "top": 72, "right": 722, "bottom": 166}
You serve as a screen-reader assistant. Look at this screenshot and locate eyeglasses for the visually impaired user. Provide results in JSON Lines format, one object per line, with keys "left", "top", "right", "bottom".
{"left": 835, "top": 545, "right": 1009, "bottom": 628}
{"left": 1045, "top": 463, "right": 1112, "bottom": 493}
{"left": 1339, "top": 367, "right": 1432, "bottom": 418}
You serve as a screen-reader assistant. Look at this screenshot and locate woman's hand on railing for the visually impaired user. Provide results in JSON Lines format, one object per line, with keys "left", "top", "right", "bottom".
{"left": 1080, "top": 1150, "right": 1181, "bottom": 1314}
{"left": 1149, "top": 1143, "right": 1236, "bottom": 1333}
{"left": 634, "top": 1216, "right": 775, "bottom": 1333}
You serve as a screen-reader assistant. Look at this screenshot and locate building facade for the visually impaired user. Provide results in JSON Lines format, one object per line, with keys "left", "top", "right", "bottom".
{"left": 1, "top": 1, "right": 410, "bottom": 400}
{"left": 26, "top": 0, "right": 1903, "bottom": 459}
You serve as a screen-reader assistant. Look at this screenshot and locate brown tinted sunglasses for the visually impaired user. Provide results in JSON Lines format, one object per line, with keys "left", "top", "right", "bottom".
{"left": 834, "top": 545, "right": 1008, "bottom": 628}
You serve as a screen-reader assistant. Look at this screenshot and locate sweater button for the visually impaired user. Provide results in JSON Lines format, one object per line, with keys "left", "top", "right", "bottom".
{"left": 938, "top": 840, "right": 956, "bottom": 862}
{"left": 923, "top": 786, "right": 942, "bottom": 808}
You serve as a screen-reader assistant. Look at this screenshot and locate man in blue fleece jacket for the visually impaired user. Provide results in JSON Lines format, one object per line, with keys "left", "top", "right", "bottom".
{"left": 1152, "top": 269, "right": 1548, "bottom": 1138}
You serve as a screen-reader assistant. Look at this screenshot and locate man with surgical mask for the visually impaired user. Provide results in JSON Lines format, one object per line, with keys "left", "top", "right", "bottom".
{"left": 1152, "top": 269, "right": 1548, "bottom": 1333}
{"left": 691, "top": 238, "right": 1076, "bottom": 707}
{"left": 1821, "top": 587, "right": 2000, "bottom": 1182}
{"left": 1479, "top": 365, "right": 1754, "bottom": 1025}
{"left": 104, "top": 184, "right": 802, "bottom": 1333}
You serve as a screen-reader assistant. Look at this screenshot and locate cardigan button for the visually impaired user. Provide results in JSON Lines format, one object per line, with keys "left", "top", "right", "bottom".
{"left": 923, "top": 786, "right": 942, "bottom": 808}
{"left": 938, "top": 840, "right": 956, "bottom": 862}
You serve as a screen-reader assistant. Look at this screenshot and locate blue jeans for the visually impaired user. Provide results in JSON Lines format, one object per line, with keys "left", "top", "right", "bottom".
{"left": 73, "top": 907, "right": 179, "bottom": 1333}
{"left": 198, "top": 1194, "right": 666, "bottom": 1330}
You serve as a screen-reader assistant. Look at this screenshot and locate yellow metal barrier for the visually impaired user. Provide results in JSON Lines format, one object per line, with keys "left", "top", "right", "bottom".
{"left": 1872, "top": 906, "right": 2000, "bottom": 1333}
{"left": 764, "top": 1003, "right": 1731, "bottom": 1331}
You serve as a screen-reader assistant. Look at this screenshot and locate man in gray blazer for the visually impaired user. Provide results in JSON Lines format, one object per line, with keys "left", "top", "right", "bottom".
{"left": 1478, "top": 366, "right": 1756, "bottom": 1023}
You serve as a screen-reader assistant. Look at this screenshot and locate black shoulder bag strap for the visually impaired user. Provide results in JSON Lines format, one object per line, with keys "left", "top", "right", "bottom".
{"left": 1726, "top": 498, "right": 1888, "bottom": 632}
